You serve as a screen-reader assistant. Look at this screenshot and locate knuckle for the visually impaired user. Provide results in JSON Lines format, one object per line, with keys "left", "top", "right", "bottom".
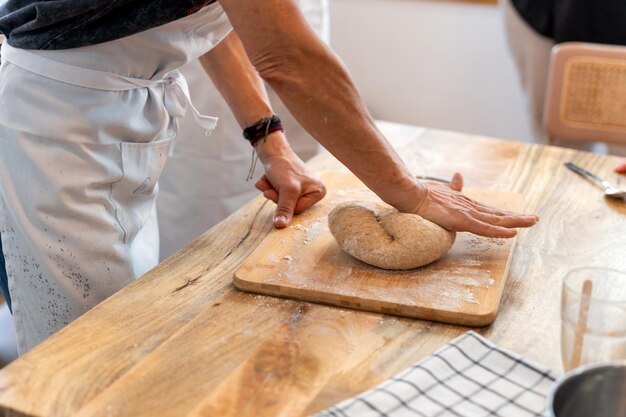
{"left": 487, "top": 214, "right": 502, "bottom": 225}
{"left": 282, "top": 182, "right": 300, "bottom": 195}
{"left": 275, "top": 206, "right": 292, "bottom": 215}
{"left": 317, "top": 183, "right": 328, "bottom": 197}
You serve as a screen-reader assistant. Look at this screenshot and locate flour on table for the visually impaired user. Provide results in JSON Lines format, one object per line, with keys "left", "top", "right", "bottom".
{"left": 433, "top": 288, "right": 480, "bottom": 308}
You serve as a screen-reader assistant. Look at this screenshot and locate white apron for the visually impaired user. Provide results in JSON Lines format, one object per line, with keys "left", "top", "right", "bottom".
{"left": 157, "top": 0, "right": 330, "bottom": 259}
{"left": 0, "top": 2, "right": 232, "bottom": 354}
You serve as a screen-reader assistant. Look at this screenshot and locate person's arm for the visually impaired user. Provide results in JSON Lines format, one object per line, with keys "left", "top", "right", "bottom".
{"left": 199, "top": 31, "right": 326, "bottom": 228}
{"left": 216, "top": 0, "right": 537, "bottom": 238}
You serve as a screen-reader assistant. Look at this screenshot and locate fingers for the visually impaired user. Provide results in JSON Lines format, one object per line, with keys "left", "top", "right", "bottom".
{"left": 470, "top": 210, "right": 538, "bottom": 229}
{"left": 615, "top": 161, "right": 626, "bottom": 174}
{"left": 294, "top": 188, "right": 326, "bottom": 214}
{"left": 263, "top": 189, "right": 279, "bottom": 203}
{"left": 257, "top": 171, "right": 326, "bottom": 228}
{"left": 472, "top": 202, "right": 539, "bottom": 223}
{"left": 417, "top": 179, "right": 539, "bottom": 238}
{"left": 264, "top": 186, "right": 325, "bottom": 215}
{"left": 454, "top": 202, "right": 538, "bottom": 237}
{"left": 461, "top": 218, "right": 518, "bottom": 238}
{"left": 255, "top": 175, "right": 272, "bottom": 192}
{"left": 258, "top": 175, "right": 279, "bottom": 203}
{"left": 273, "top": 183, "right": 300, "bottom": 228}
{"left": 433, "top": 181, "right": 539, "bottom": 228}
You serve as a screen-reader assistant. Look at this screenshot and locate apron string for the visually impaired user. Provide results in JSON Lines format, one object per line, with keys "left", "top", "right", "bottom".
{"left": 0, "top": 42, "right": 218, "bottom": 136}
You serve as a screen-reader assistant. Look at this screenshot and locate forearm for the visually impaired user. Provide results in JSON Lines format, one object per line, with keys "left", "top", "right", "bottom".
{"left": 219, "top": 0, "right": 419, "bottom": 212}
{"left": 199, "top": 31, "right": 273, "bottom": 128}
{"left": 208, "top": 0, "right": 537, "bottom": 238}
{"left": 262, "top": 45, "right": 413, "bottom": 201}
{"left": 201, "top": 29, "right": 328, "bottom": 228}
{"left": 200, "top": 30, "right": 299, "bottom": 163}
{"left": 267, "top": 51, "right": 416, "bottom": 211}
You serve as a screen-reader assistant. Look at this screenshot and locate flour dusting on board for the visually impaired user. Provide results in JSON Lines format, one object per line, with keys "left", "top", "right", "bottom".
{"left": 275, "top": 235, "right": 493, "bottom": 310}
{"left": 303, "top": 219, "right": 323, "bottom": 245}
{"left": 290, "top": 220, "right": 325, "bottom": 245}
{"left": 242, "top": 175, "right": 517, "bottom": 324}
{"left": 282, "top": 217, "right": 498, "bottom": 308}
{"left": 289, "top": 185, "right": 374, "bottom": 246}
{"left": 434, "top": 289, "right": 480, "bottom": 308}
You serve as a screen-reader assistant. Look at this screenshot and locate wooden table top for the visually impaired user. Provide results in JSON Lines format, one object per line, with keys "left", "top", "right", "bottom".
{"left": 1, "top": 121, "right": 625, "bottom": 417}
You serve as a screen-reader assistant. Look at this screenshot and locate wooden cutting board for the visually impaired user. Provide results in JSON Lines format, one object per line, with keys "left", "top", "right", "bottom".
{"left": 234, "top": 172, "right": 523, "bottom": 326}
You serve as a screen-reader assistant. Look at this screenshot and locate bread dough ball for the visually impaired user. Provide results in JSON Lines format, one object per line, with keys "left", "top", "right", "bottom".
{"left": 328, "top": 201, "right": 455, "bottom": 270}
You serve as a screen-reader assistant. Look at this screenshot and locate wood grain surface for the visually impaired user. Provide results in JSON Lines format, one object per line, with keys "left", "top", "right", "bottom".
{"left": 235, "top": 172, "right": 523, "bottom": 326}
{"left": 0, "top": 122, "right": 625, "bottom": 417}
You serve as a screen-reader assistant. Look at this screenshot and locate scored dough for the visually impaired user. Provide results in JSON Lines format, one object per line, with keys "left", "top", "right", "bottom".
{"left": 328, "top": 201, "right": 456, "bottom": 270}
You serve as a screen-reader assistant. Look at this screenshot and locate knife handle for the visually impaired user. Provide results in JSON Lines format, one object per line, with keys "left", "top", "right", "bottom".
{"left": 564, "top": 162, "right": 608, "bottom": 189}
{"left": 415, "top": 175, "right": 451, "bottom": 184}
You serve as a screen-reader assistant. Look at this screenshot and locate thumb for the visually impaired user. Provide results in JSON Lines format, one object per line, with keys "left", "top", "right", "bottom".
{"left": 450, "top": 172, "right": 463, "bottom": 191}
{"left": 273, "top": 185, "right": 300, "bottom": 228}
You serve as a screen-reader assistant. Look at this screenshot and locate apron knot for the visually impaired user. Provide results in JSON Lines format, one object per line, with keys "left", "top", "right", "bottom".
{"left": 162, "top": 70, "right": 218, "bottom": 138}
{"left": 163, "top": 71, "right": 188, "bottom": 119}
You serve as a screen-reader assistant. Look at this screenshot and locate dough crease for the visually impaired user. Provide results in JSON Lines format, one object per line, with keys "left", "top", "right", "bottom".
{"left": 328, "top": 201, "right": 456, "bottom": 270}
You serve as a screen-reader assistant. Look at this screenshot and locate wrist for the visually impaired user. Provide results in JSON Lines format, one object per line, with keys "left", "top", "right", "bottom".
{"left": 255, "top": 131, "right": 294, "bottom": 162}
{"left": 381, "top": 175, "right": 428, "bottom": 214}
{"left": 243, "top": 115, "right": 284, "bottom": 147}
{"left": 242, "top": 114, "right": 289, "bottom": 181}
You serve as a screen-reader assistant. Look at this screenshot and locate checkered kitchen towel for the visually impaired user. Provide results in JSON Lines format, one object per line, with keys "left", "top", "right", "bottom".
{"left": 313, "top": 331, "right": 558, "bottom": 417}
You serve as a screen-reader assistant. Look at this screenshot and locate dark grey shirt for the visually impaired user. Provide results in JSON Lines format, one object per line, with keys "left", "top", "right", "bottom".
{"left": 0, "top": 0, "right": 217, "bottom": 50}
{"left": 511, "top": 0, "right": 626, "bottom": 45}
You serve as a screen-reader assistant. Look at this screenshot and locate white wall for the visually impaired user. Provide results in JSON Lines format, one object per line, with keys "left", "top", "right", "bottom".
{"left": 329, "top": 0, "right": 534, "bottom": 142}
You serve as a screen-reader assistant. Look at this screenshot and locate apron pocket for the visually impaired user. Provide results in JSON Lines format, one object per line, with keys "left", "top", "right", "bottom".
{"left": 111, "top": 138, "right": 174, "bottom": 244}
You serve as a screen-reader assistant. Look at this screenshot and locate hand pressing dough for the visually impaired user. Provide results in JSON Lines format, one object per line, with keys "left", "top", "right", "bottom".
{"left": 328, "top": 201, "right": 455, "bottom": 270}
